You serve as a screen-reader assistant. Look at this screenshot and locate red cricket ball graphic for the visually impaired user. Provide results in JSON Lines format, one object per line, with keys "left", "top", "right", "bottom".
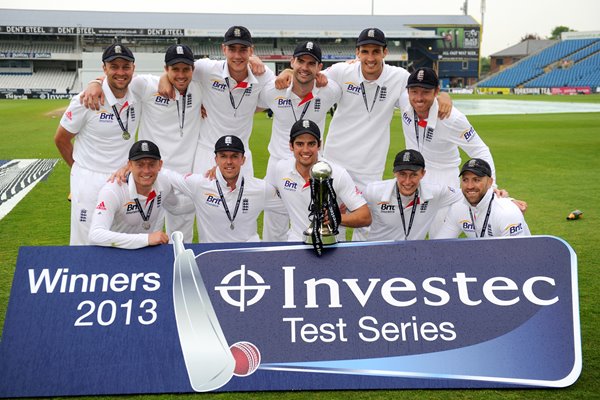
{"left": 230, "top": 341, "right": 261, "bottom": 377}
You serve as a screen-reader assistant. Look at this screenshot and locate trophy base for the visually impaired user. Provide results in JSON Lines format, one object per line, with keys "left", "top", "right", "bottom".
{"left": 303, "top": 227, "right": 338, "bottom": 245}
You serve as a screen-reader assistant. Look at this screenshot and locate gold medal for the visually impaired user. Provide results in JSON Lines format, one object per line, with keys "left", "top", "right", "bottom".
{"left": 122, "top": 131, "right": 131, "bottom": 140}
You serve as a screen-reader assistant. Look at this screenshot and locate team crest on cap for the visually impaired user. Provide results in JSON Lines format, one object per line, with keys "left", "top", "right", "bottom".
{"left": 141, "top": 142, "right": 149, "bottom": 152}
{"left": 302, "top": 120, "right": 310, "bottom": 129}
{"left": 234, "top": 28, "right": 241, "bottom": 37}
{"left": 403, "top": 152, "right": 411, "bottom": 162}
{"left": 468, "top": 159, "right": 477, "bottom": 167}
{"left": 368, "top": 29, "right": 375, "bottom": 38}
{"left": 225, "top": 136, "right": 233, "bottom": 145}
{"left": 176, "top": 46, "right": 183, "bottom": 54}
{"left": 417, "top": 70, "right": 425, "bottom": 81}
{"left": 115, "top": 45, "right": 122, "bottom": 54}
{"left": 306, "top": 42, "right": 314, "bottom": 50}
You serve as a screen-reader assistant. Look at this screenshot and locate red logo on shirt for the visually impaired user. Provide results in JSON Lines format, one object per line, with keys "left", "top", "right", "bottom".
{"left": 65, "top": 111, "right": 72, "bottom": 121}
{"left": 96, "top": 201, "right": 107, "bottom": 210}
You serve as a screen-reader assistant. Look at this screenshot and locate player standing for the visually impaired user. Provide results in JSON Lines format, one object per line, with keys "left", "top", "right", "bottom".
{"left": 258, "top": 41, "right": 342, "bottom": 241}
{"left": 55, "top": 43, "right": 139, "bottom": 245}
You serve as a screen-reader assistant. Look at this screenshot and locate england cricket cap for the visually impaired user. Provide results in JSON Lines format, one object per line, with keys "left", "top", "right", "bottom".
{"left": 129, "top": 140, "right": 161, "bottom": 161}
{"left": 290, "top": 119, "right": 321, "bottom": 142}
{"left": 224, "top": 26, "right": 253, "bottom": 47}
{"left": 407, "top": 67, "right": 439, "bottom": 89}
{"left": 165, "top": 44, "right": 195, "bottom": 66}
{"left": 102, "top": 43, "right": 135, "bottom": 63}
{"left": 460, "top": 158, "right": 492, "bottom": 177}
{"left": 214, "top": 135, "right": 245, "bottom": 154}
{"left": 393, "top": 149, "right": 425, "bottom": 172}
{"left": 356, "top": 28, "right": 387, "bottom": 47}
{"left": 293, "top": 41, "right": 322, "bottom": 63}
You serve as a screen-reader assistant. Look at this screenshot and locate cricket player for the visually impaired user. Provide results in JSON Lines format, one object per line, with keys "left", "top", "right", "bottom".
{"left": 258, "top": 41, "right": 342, "bottom": 241}
{"left": 398, "top": 67, "right": 503, "bottom": 235}
{"left": 276, "top": 28, "right": 452, "bottom": 241}
{"left": 55, "top": 43, "right": 139, "bottom": 245}
{"left": 365, "top": 149, "right": 463, "bottom": 241}
{"left": 268, "top": 119, "right": 371, "bottom": 242}
{"left": 82, "top": 44, "right": 203, "bottom": 242}
{"left": 432, "top": 158, "right": 531, "bottom": 239}
{"left": 162, "top": 135, "right": 283, "bottom": 243}
{"left": 89, "top": 140, "right": 175, "bottom": 249}
{"left": 160, "top": 26, "right": 274, "bottom": 176}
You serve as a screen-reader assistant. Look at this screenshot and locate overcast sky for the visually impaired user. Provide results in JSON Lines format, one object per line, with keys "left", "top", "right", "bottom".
{"left": 1, "top": 0, "right": 598, "bottom": 56}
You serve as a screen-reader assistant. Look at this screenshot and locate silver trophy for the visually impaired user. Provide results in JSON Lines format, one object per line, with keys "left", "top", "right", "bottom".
{"left": 303, "top": 161, "right": 338, "bottom": 246}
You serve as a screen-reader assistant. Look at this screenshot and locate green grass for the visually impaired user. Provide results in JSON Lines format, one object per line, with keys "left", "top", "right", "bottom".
{"left": 1, "top": 98, "right": 599, "bottom": 399}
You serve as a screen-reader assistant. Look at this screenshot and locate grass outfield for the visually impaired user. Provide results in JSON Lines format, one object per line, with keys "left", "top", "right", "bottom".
{"left": 0, "top": 97, "right": 599, "bottom": 399}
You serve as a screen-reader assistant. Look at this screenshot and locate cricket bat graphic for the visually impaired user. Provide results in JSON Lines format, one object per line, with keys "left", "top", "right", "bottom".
{"left": 171, "top": 231, "right": 235, "bottom": 392}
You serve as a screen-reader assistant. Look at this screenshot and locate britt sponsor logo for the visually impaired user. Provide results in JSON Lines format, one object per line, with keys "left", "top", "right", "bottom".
{"left": 344, "top": 81, "right": 361, "bottom": 95}
{"left": 276, "top": 97, "right": 292, "bottom": 108}
{"left": 378, "top": 201, "right": 396, "bottom": 213}
{"left": 125, "top": 201, "right": 139, "bottom": 214}
{"left": 507, "top": 223, "right": 524, "bottom": 236}
{"left": 460, "top": 219, "right": 475, "bottom": 232}
{"left": 283, "top": 178, "right": 298, "bottom": 191}
{"left": 205, "top": 192, "right": 222, "bottom": 207}
{"left": 462, "top": 127, "right": 476, "bottom": 142}
{"left": 211, "top": 80, "right": 227, "bottom": 92}
{"left": 153, "top": 94, "right": 170, "bottom": 106}
{"left": 98, "top": 110, "right": 114, "bottom": 122}
{"left": 402, "top": 112, "right": 412, "bottom": 125}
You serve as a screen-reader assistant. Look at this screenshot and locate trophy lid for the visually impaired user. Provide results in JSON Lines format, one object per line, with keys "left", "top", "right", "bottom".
{"left": 310, "top": 161, "right": 332, "bottom": 179}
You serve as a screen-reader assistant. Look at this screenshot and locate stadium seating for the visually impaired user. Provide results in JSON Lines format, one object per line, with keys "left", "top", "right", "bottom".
{"left": 0, "top": 40, "right": 75, "bottom": 53}
{"left": 478, "top": 39, "right": 600, "bottom": 88}
{"left": 0, "top": 69, "right": 76, "bottom": 92}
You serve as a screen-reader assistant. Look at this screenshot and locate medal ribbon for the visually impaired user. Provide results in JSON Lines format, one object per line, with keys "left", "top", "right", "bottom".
{"left": 133, "top": 190, "right": 156, "bottom": 225}
{"left": 413, "top": 111, "right": 427, "bottom": 153}
{"left": 290, "top": 92, "right": 313, "bottom": 122}
{"left": 215, "top": 177, "right": 245, "bottom": 228}
{"left": 111, "top": 102, "right": 130, "bottom": 135}
{"left": 396, "top": 186, "right": 419, "bottom": 240}
{"left": 468, "top": 193, "right": 495, "bottom": 237}
{"left": 175, "top": 92, "right": 187, "bottom": 136}
{"left": 225, "top": 77, "right": 249, "bottom": 115}
{"left": 360, "top": 82, "right": 380, "bottom": 114}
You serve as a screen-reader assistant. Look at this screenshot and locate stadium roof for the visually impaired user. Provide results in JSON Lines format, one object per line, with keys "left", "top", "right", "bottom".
{"left": 490, "top": 39, "right": 556, "bottom": 57}
{"left": 0, "top": 9, "right": 479, "bottom": 39}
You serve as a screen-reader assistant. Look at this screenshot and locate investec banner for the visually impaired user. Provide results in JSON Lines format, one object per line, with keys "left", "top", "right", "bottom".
{"left": 0, "top": 237, "right": 581, "bottom": 397}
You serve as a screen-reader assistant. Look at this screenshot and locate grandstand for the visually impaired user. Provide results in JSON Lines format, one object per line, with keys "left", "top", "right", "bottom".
{"left": 478, "top": 34, "right": 600, "bottom": 92}
{"left": 0, "top": 9, "right": 482, "bottom": 96}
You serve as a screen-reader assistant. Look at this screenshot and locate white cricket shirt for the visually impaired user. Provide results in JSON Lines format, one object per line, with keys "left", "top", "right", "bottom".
{"left": 399, "top": 93, "right": 496, "bottom": 188}
{"left": 89, "top": 173, "right": 176, "bottom": 249}
{"left": 323, "top": 62, "right": 409, "bottom": 182}
{"left": 269, "top": 157, "right": 367, "bottom": 242}
{"left": 365, "top": 179, "right": 463, "bottom": 241}
{"left": 192, "top": 58, "right": 274, "bottom": 152}
{"left": 129, "top": 75, "right": 203, "bottom": 174}
{"left": 163, "top": 168, "right": 281, "bottom": 243}
{"left": 258, "top": 80, "right": 341, "bottom": 161}
{"left": 432, "top": 188, "right": 531, "bottom": 239}
{"left": 60, "top": 80, "right": 139, "bottom": 173}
